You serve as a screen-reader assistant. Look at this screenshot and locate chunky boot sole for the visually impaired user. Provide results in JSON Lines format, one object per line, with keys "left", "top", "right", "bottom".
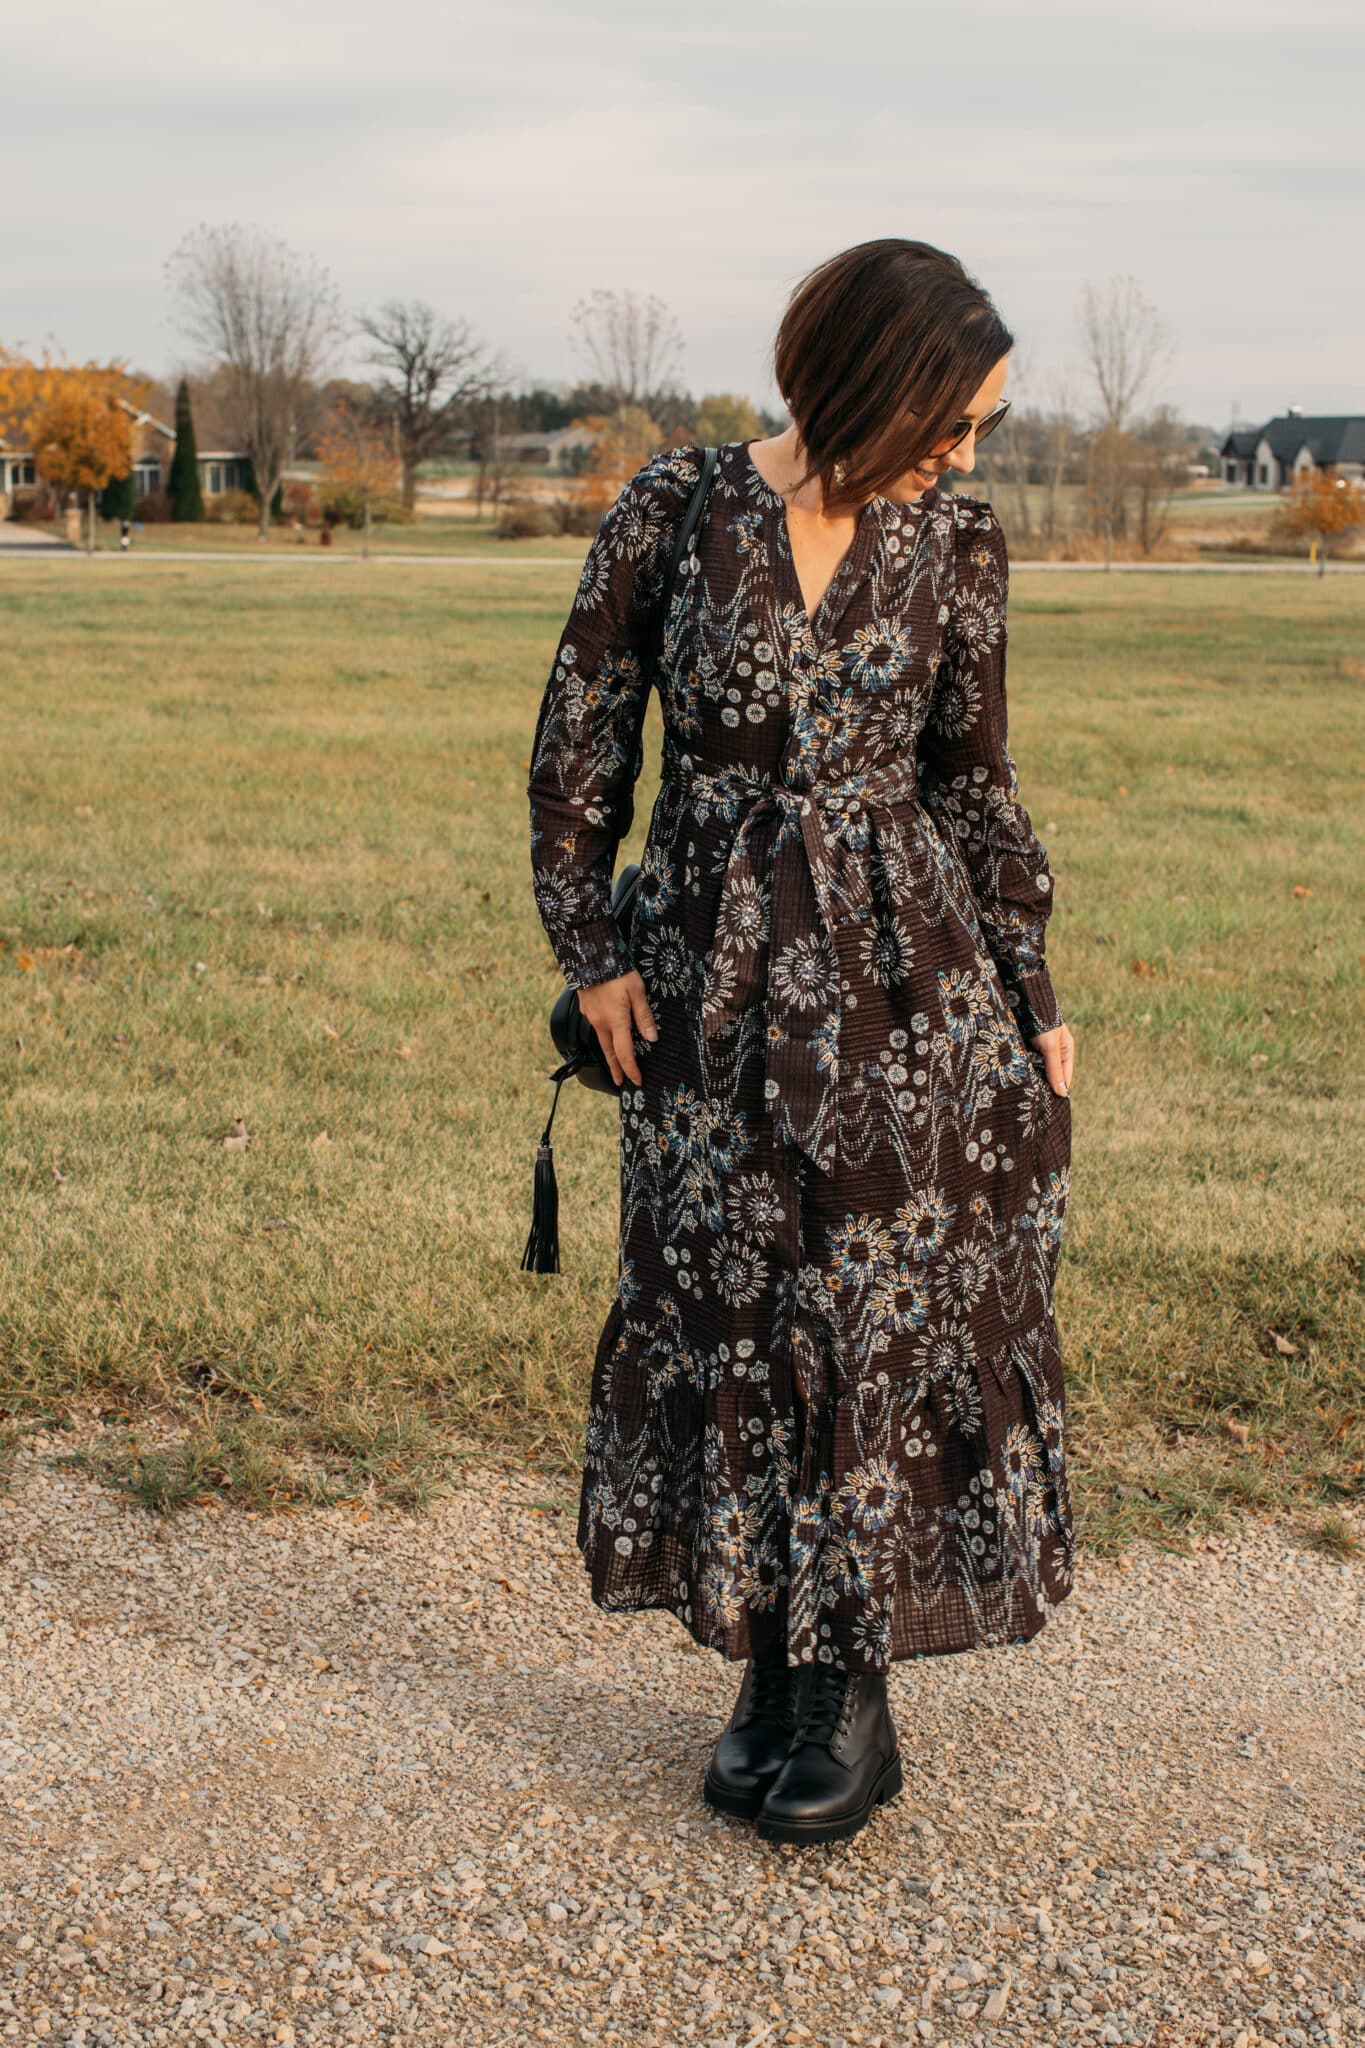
{"left": 753, "top": 1749, "right": 904, "bottom": 1845}
{"left": 701, "top": 1763, "right": 776, "bottom": 1821}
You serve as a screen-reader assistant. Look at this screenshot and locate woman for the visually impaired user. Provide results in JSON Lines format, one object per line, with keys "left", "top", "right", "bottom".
{"left": 526, "top": 238, "right": 1076, "bottom": 1847}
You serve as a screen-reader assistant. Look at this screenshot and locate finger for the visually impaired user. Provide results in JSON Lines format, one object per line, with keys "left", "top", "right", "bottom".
{"left": 582, "top": 1000, "right": 623, "bottom": 1085}
{"left": 630, "top": 983, "right": 658, "bottom": 1041}
{"left": 593, "top": 1013, "right": 620, "bottom": 1083}
{"left": 1046, "top": 1044, "right": 1069, "bottom": 1097}
{"left": 614, "top": 1020, "right": 643, "bottom": 1088}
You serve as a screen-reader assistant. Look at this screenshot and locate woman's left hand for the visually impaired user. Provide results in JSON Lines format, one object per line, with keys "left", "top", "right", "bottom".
{"left": 1029, "top": 1020, "right": 1075, "bottom": 1099}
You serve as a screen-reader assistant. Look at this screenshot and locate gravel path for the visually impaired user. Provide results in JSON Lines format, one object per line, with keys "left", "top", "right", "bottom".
{"left": 1, "top": 1437, "right": 1360, "bottom": 2048}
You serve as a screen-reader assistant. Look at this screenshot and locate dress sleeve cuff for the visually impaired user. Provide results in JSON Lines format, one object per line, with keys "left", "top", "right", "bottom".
{"left": 1007, "top": 967, "right": 1065, "bottom": 1042}
{"left": 555, "top": 916, "right": 634, "bottom": 993}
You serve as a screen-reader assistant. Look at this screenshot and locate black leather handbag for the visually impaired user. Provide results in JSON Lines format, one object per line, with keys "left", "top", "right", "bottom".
{"left": 522, "top": 446, "right": 719, "bottom": 1272}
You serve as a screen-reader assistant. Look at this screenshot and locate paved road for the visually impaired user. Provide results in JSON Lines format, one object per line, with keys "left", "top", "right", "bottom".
{"left": 3, "top": 547, "right": 1363, "bottom": 573}
{"left": 0, "top": 528, "right": 75, "bottom": 555}
{"left": 1, "top": 1438, "right": 1360, "bottom": 2047}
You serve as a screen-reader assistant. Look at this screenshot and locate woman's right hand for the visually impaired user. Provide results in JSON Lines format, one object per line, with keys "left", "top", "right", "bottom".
{"left": 578, "top": 970, "right": 658, "bottom": 1088}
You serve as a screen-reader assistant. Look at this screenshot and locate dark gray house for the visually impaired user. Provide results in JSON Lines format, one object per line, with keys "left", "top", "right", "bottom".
{"left": 1220, "top": 409, "right": 1365, "bottom": 489}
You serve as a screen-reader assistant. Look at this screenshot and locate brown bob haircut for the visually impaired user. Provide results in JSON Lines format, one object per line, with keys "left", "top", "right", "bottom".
{"left": 773, "top": 237, "right": 1014, "bottom": 514}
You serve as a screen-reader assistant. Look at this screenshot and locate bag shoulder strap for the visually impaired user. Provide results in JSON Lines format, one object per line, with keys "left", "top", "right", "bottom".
{"left": 612, "top": 445, "right": 718, "bottom": 860}
{"left": 645, "top": 443, "right": 719, "bottom": 681}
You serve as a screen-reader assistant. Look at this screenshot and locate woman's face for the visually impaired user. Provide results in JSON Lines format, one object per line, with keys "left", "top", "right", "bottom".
{"left": 889, "top": 352, "right": 1011, "bottom": 502}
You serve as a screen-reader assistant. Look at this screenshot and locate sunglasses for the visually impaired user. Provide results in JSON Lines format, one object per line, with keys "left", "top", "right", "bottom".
{"left": 934, "top": 397, "right": 1010, "bottom": 452}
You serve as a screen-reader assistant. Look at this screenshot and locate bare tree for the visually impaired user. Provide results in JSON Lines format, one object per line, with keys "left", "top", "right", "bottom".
{"left": 166, "top": 225, "right": 342, "bottom": 539}
{"left": 1079, "top": 275, "right": 1168, "bottom": 434}
{"left": 1038, "top": 371, "right": 1083, "bottom": 546}
{"left": 1078, "top": 276, "right": 1171, "bottom": 536}
{"left": 358, "top": 300, "right": 501, "bottom": 512}
{"left": 1130, "top": 404, "right": 1194, "bottom": 555}
{"left": 569, "top": 289, "right": 684, "bottom": 416}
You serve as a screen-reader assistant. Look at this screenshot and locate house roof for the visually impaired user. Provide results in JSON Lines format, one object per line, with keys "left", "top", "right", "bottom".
{"left": 0, "top": 380, "right": 246, "bottom": 463}
{"left": 1222, "top": 429, "right": 1261, "bottom": 457}
{"left": 502, "top": 425, "right": 599, "bottom": 454}
{"left": 1221, "top": 415, "right": 1365, "bottom": 462}
{"left": 140, "top": 378, "right": 248, "bottom": 456}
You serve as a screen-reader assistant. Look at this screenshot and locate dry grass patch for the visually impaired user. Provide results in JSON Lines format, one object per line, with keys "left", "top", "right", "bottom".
{"left": 1, "top": 558, "right": 1361, "bottom": 1551}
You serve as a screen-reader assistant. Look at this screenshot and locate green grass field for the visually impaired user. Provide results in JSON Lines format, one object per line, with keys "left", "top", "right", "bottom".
{"left": 2, "top": 556, "right": 1361, "bottom": 1553}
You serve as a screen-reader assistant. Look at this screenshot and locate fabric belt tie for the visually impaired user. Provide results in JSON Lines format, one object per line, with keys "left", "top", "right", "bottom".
{"left": 660, "top": 735, "right": 923, "bottom": 1176}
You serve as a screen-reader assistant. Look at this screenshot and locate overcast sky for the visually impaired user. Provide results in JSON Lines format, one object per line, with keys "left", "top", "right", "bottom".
{"left": 4, "top": 0, "right": 1361, "bottom": 433}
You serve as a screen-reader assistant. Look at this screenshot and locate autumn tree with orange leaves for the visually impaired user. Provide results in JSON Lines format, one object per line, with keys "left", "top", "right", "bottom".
{"left": 0, "top": 352, "right": 148, "bottom": 552}
{"left": 575, "top": 405, "right": 663, "bottom": 515}
{"left": 316, "top": 398, "right": 403, "bottom": 555}
{"left": 1270, "top": 469, "right": 1365, "bottom": 575}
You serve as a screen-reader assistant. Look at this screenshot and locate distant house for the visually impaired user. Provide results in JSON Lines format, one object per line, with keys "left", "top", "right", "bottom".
{"left": 0, "top": 439, "right": 37, "bottom": 498}
{"left": 112, "top": 396, "right": 252, "bottom": 503}
{"left": 0, "top": 384, "right": 250, "bottom": 517}
{"left": 500, "top": 425, "right": 599, "bottom": 469}
{"left": 1220, "top": 409, "right": 1365, "bottom": 489}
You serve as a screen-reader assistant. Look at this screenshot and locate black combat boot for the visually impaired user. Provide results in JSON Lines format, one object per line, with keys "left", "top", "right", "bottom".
{"left": 702, "top": 1654, "right": 813, "bottom": 1820}
{"left": 754, "top": 1662, "right": 902, "bottom": 1845}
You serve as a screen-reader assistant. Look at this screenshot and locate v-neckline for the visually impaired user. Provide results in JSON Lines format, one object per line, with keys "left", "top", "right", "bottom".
{"left": 738, "top": 442, "right": 929, "bottom": 644}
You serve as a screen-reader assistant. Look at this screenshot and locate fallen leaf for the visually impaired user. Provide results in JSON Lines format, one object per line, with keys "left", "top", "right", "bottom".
{"left": 1268, "top": 1329, "right": 1298, "bottom": 1357}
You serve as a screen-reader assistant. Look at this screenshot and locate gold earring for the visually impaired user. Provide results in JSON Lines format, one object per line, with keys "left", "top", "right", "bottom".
{"left": 832, "top": 459, "right": 847, "bottom": 487}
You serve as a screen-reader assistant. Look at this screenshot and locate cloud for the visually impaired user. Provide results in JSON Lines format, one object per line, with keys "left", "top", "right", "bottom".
{"left": 3, "top": 0, "right": 1362, "bottom": 423}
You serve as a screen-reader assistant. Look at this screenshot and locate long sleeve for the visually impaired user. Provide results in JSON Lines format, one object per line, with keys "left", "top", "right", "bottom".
{"left": 916, "top": 496, "right": 1064, "bottom": 1042}
{"left": 526, "top": 444, "right": 700, "bottom": 991}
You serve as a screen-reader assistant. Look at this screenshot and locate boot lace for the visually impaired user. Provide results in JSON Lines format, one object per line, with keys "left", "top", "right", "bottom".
{"left": 743, "top": 1655, "right": 797, "bottom": 1725}
{"left": 795, "top": 1663, "right": 854, "bottom": 1748}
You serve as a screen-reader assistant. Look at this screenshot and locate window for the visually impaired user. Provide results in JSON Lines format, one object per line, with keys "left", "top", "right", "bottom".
{"left": 134, "top": 461, "right": 162, "bottom": 498}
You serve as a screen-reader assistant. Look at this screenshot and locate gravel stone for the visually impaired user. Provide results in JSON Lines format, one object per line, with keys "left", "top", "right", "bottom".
{"left": 0, "top": 1439, "right": 1361, "bottom": 2045}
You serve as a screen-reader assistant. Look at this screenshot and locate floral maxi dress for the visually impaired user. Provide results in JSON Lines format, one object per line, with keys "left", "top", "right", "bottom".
{"left": 526, "top": 441, "right": 1074, "bottom": 1672}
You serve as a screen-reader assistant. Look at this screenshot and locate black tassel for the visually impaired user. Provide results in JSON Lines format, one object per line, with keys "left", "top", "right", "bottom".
{"left": 521, "top": 1055, "right": 584, "bottom": 1273}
